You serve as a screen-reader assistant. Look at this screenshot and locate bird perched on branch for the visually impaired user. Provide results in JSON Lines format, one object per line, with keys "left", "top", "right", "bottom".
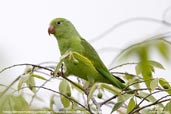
{"left": 48, "top": 18, "right": 127, "bottom": 90}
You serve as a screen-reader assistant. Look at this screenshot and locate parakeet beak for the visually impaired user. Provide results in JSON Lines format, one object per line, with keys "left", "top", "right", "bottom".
{"left": 48, "top": 25, "right": 55, "bottom": 35}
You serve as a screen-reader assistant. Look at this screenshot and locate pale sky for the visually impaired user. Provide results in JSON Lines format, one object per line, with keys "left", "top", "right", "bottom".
{"left": 0, "top": 0, "right": 170, "bottom": 65}
{"left": 0, "top": 0, "right": 171, "bottom": 113}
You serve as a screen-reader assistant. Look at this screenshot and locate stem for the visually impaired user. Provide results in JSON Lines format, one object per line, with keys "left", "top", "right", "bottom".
{"left": 129, "top": 95, "right": 171, "bottom": 114}
{"left": 21, "top": 86, "right": 90, "bottom": 112}
{"left": 91, "top": 97, "right": 102, "bottom": 114}
{"left": 0, "top": 76, "right": 20, "bottom": 97}
{"left": 0, "top": 63, "right": 54, "bottom": 74}
{"left": 100, "top": 95, "right": 118, "bottom": 107}
{"left": 29, "top": 77, "right": 53, "bottom": 105}
{"left": 90, "top": 17, "right": 171, "bottom": 43}
{"left": 109, "top": 62, "right": 137, "bottom": 70}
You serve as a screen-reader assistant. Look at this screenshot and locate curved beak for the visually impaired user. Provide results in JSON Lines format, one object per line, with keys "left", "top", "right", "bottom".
{"left": 48, "top": 25, "right": 55, "bottom": 35}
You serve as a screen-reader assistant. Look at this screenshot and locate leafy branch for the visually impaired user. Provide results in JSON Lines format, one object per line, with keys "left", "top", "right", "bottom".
{"left": 1, "top": 58, "right": 171, "bottom": 113}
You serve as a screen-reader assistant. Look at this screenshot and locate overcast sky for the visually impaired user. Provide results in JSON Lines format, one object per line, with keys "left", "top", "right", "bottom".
{"left": 0, "top": 0, "right": 170, "bottom": 66}
{"left": 0, "top": 0, "right": 171, "bottom": 113}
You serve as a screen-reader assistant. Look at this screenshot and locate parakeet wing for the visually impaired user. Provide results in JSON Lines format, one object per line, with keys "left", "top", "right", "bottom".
{"left": 80, "top": 38, "right": 126, "bottom": 89}
{"left": 80, "top": 38, "right": 107, "bottom": 71}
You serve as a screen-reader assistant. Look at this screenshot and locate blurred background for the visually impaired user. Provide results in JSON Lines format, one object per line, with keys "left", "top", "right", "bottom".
{"left": 0, "top": 0, "right": 170, "bottom": 65}
{"left": 0, "top": 0, "right": 171, "bottom": 113}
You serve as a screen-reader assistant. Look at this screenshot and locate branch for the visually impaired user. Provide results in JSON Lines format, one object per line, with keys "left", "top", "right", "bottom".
{"left": 0, "top": 63, "right": 54, "bottom": 98}
{"left": 20, "top": 86, "right": 90, "bottom": 112}
{"left": 125, "top": 79, "right": 153, "bottom": 89}
{"left": 29, "top": 77, "right": 53, "bottom": 105}
{"left": 130, "top": 90, "right": 165, "bottom": 113}
{"left": 58, "top": 64, "right": 85, "bottom": 93}
{"left": 0, "top": 76, "right": 20, "bottom": 97}
{"left": 129, "top": 95, "right": 171, "bottom": 114}
{"left": 0, "top": 63, "right": 54, "bottom": 74}
{"left": 0, "top": 63, "right": 85, "bottom": 95}
{"left": 109, "top": 62, "right": 137, "bottom": 70}
{"left": 91, "top": 97, "right": 102, "bottom": 114}
{"left": 111, "top": 72, "right": 142, "bottom": 79}
{"left": 100, "top": 87, "right": 150, "bottom": 107}
{"left": 100, "top": 95, "right": 118, "bottom": 107}
{"left": 90, "top": 17, "right": 171, "bottom": 43}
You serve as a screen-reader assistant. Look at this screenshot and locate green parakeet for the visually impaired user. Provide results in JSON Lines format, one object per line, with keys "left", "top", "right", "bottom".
{"left": 48, "top": 18, "right": 127, "bottom": 90}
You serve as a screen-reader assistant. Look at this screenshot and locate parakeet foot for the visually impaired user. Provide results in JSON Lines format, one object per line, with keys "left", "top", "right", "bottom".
{"left": 83, "top": 84, "right": 91, "bottom": 95}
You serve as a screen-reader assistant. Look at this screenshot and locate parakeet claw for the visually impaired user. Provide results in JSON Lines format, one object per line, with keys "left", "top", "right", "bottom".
{"left": 61, "top": 50, "right": 79, "bottom": 64}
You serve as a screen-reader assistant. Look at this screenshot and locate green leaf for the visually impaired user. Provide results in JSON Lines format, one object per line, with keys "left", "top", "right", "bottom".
{"left": 135, "top": 63, "right": 141, "bottom": 75}
{"left": 149, "top": 60, "right": 165, "bottom": 70}
{"left": 127, "top": 77, "right": 141, "bottom": 89}
{"left": 139, "top": 92, "right": 164, "bottom": 108}
{"left": 127, "top": 97, "right": 136, "bottom": 114}
{"left": 132, "top": 78, "right": 141, "bottom": 89}
{"left": 100, "top": 83, "right": 121, "bottom": 95}
{"left": 163, "top": 100, "right": 171, "bottom": 114}
{"left": 141, "top": 109, "right": 152, "bottom": 114}
{"left": 156, "top": 39, "right": 171, "bottom": 61}
{"left": 87, "top": 84, "right": 98, "bottom": 102}
{"left": 138, "top": 92, "right": 156, "bottom": 102}
{"left": 69, "top": 96, "right": 78, "bottom": 108}
{"left": 59, "top": 79, "right": 71, "bottom": 97}
{"left": 50, "top": 95, "right": 56, "bottom": 110}
{"left": 136, "top": 60, "right": 164, "bottom": 89}
{"left": 26, "top": 75, "right": 36, "bottom": 93}
{"left": 0, "top": 83, "right": 8, "bottom": 88}
{"left": 110, "top": 102, "right": 124, "bottom": 114}
{"left": 59, "top": 79, "right": 71, "bottom": 108}
{"left": 114, "top": 40, "right": 150, "bottom": 62}
{"left": 20, "top": 73, "right": 31, "bottom": 82}
{"left": 32, "top": 74, "right": 47, "bottom": 80}
{"left": 125, "top": 73, "right": 134, "bottom": 80}
{"left": 150, "top": 78, "right": 158, "bottom": 91}
{"left": 118, "top": 94, "right": 134, "bottom": 102}
{"left": 0, "top": 94, "right": 29, "bottom": 113}
{"left": 136, "top": 61, "right": 153, "bottom": 88}
{"left": 19, "top": 68, "right": 36, "bottom": 93}
{"left": 18, "top": 79, "right": 24, "bottom": 91}
{"left": 159, "top": 78, "right": 171, "bottom": 94}
{"left": 60, "top": 96, "right": 70, "bottom": 108}
{"left": 125, "top": 73, "right": 141, "bottom": 89}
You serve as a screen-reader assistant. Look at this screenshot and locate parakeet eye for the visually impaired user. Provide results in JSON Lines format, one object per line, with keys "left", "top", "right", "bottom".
{"left": 56, "top": 21, "right": 62, "bottom": 25}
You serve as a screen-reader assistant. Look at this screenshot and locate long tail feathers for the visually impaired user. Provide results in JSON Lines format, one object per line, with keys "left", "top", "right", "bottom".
{"left": 97, "top": 68, "right": 128, "bottom": 90}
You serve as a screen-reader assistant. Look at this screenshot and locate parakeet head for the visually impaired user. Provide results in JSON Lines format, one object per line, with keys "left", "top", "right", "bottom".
{"left": 48, "top": 18, "right": 79, "bottom": 38}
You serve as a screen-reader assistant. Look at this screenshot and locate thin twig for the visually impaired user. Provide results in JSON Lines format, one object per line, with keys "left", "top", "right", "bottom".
{"left": 90, "top": 17, "right": 171, "bottom": 43}
{"left": 130, "top": 90, "right": 165, "bottom": 113}
{"left": 100, "top": 95, "right": 118, "bottom": 107}
{"left": 0, "top": 76, "right": 21, "bottom": 97}
{"left": 124, "top": 79, "right": 153, "bottom": 90}
{"left": 111, "top": 72, "right": 141, "bottom": 78}
{"left": 129, "top": 97, "right": 171, "bottom": 114}
{"left": 91, "top": 97, "right": 102, "bottom": 114}
{"left": 109, "top": 62, "right": 137, "bottom": 70}
{"left": 29, "top": 77, "right": 53, "bottom": 105}
{"left": 59, "top": 64, "right": 85, "bottom": 93}
{"left": 0, "top": 63, "right": 53, "bottom": 74}
{"left": 33, "top": 70, "right": 52, "bottom": 77}
{"left": 100, "top": 87, "right": 149, "bottom": 107}
{"left": 21, "top": 86, "right": 90, "bottom": 112}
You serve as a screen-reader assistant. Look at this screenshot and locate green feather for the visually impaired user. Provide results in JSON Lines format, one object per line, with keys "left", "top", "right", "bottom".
{"left": 81, "top": 38, "right": 127, "bottom": 89}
